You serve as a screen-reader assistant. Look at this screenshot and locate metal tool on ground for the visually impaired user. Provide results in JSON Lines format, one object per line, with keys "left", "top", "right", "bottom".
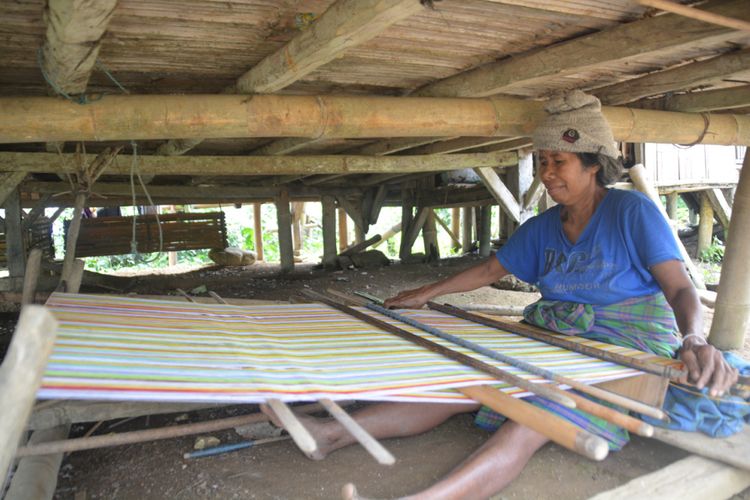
{"left": 302, "top": 289, "right": 610, "bottom": 461}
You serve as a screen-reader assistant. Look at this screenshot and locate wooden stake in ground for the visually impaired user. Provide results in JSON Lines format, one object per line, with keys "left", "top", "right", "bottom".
{"left": 0, "top": 307, "right": 58, "bottom": 479}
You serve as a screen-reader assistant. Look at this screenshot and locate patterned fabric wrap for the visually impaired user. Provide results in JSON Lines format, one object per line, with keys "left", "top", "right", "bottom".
{"left": 523, "top": 293, "right": 681, "bottom": 358}
{"left": 476, "top": 293, "right": 680, "bottom": 450}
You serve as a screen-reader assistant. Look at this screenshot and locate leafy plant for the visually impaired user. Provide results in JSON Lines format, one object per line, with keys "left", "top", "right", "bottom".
{"left": 699, "top": 236, "right": 725, "bottom": 264}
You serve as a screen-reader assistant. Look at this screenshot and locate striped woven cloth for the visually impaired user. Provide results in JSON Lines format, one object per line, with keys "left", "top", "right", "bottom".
{"left": 39, "top": 293, "right": 655, "bottom": 405}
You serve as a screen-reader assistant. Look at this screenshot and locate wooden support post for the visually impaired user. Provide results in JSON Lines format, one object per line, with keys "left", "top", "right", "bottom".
{"left": 666, "top": 192, "right": 679, "bottom": 221}
{"left": 0, "top": 306, "right": 58, "bottom": 482}
{"left": 403, "top": 207, "right": 430, "bottom": 259}
{"left": 60, "top": 192, "right": 86, "bottom": 287}
{"left": 338, "top": 208, "right": 349, "bottom": 252}
{"left": 21, "top": 248, "right": 43, "bottom": 305}
{"left": 422, "top": 210, "right": 439, "bottom": 259}
{"left": 291, "top": 201, "right": 304, "bottom": 258}
{"left": 478, "top": 205, "right": 492, "bottom": 257}
{"left": 709, "top": 151, "right": 750, "bottom": 350}
{"left": 167, "top": 206, "right": 178, "bottom": 266}
{"left": 266, "top": 399, "right": 317, "bottom": 456}
{"left": 0, "top": 172, "right": 27, "bottom": 207}
{"left": 450, "top": 208, "right": 461, "bottom": 252}
{"left": 517, "top": 152, "right": 535, "bottom": 224}
{"left": 321, "top": 196, "right": 337, "bottom": 268}
{"left": 368, "top": 185, "right": 387, "bottom": 225}
{"left": 434, "top": 212, "right": 461, "bottom": 250}
{"left": 461, "top": 206, "right": 473, "bottom": 253}
{"left": 253, "top": 203, "right": 264, "bottom": 261}
{"left": 399, "top": 186, "right": 413, "bottom": 260}
{"left": 276, "top": 190, "right": 294, "bottom": 273}
{"left": 698, "top": 192, "right": 714, "bottom": 257}
{"left": 3, "top": 187, "right": 26, "bottom": 284}
{"left": 4, "top": 424, "right": 70, "bottom": 500}
{"left": 705, "top": 188, "right": 732, "bottom": 231}
{"left": 474, "top": 167, "right": 521, "bottom": 224}
{"left": 629, "top": 164, "right": 706, "bottom": 289}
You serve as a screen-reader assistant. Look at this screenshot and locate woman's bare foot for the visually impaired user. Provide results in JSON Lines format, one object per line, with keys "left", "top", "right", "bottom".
{"left": 342, "top": 483, "right": 367, "bottom": 500}
{"left": 260, "top": 403, "right": 346, "bottom": 460}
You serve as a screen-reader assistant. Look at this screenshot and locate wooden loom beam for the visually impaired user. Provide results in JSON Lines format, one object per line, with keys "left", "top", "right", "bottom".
{"left": 302, "top": 290, "right": 609, "bottom": 461}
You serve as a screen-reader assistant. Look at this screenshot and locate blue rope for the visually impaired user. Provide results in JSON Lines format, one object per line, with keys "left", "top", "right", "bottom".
{"left": 37, "top": 47, "right": 128, "bottom": 103}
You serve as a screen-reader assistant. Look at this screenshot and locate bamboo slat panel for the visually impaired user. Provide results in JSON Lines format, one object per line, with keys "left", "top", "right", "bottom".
{"left": 66, "top": 212, "right": 227, "bottom": 257}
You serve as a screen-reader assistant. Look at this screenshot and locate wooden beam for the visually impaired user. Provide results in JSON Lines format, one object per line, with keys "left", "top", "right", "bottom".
{"left": 0, "top": 172, "right": 27, "bottom": 206}
{"left": 417, "top": 0, "right": 750, "bottom": 98}
{"left": 597, "top": 48, "right": 750, "bottom": 105}
{"left": 368, "top": 185, "right": 387, "bottom": 225}
{"left": 474, "top": 167, "right": 521, "bottom": 223}
{"left": 161, "top": 0, "right": 423, "bottom": 156}
{"left": 709, "top": 151, "right": 750, "bottom": 349}
{"left": 478, "top": 205, "right": 492, "bottom": 257}
{"left": 638, "top": 0, "right": 750, "bottom": 32}
{"left": 434, "top": 212, "right": 461, "bottom": 250}
{"left": 3, "top": 189, "right": 26, "bottom": 281}
{"left": 653, "top": 426, "right": 750, "bottom": 472}
{"left": 461, "top": 206, "right": 473, "bottom": 253}
{"left": 698, "top": 193, "right": 714, "bottom": 256}
{"left": 406, "top": 136, "right": 523, "bottom": 156}
{"left": 1, "top": 151, "right": 516, "bottom": 176}
{"left": 21, "top": 194, "right": 52, "bottom": 232}
{"left": 402, "top": 207, "right": 430, "bottom": 258}
{"left": 338, "top": 208, "right": 349, "bottom": 252}
{"left": 4, "top": 95, "right": 750, "bottom": 146}
{"left": 252, "top": 138, "right": 323, "bottom": 156}
{"left": 253, "top": 203, "right": 264, "bottom": 261}
{"left": 40, "top": 0, "right": 118, "bottom": 95}
{"left": 645, "top": 84, "right": 750, "bottom": 112}
{"left": 422, "top": 211, "right": 439, "bottom": 259}
{"left": 589, "top": 455, "right": 750, "bottom": 500}
{"left": 705, "top": 188, "right": 732, "bottom": 229}
{"left": 356, "top": 137, "right": 448, "bottom": 156}
{"left": 336, "top": 196, "right": 367, "bottom": 236}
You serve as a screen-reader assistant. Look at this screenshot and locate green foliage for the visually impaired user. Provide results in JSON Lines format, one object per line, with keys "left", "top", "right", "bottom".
{"left": 699, "top": 236, "right": 725, "bottom": 264}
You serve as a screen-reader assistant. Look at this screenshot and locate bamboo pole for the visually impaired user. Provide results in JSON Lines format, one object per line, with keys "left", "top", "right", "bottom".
{"left": 461, "top": 206, "right": 473, "bottom": 253}
{"left": 338, "top": 208, "right": 349, "bottom": 252}
{"left": 21, "top": 249, "right": 43, "bottom": 305}
{"left": 276, "top": 190, "right": 294, "bottom": 273}
{"left": 709, "top": 151, "right": 750, "bottom": 349}
{"left": 698, "top": 193, "right": 714, "bottom": 256}
{"left": 451, "top": 208, "right": 461, "bottom": 252}
{"left": 0, "top": 307, "right": 58, "bottom": 478}
{"left": 321, "top": 196, "right": 337, "bottom": 268}
{"left": 4, "top": 424, "right": 70, "bottom": 500}
{"left": 318, "top": 399, "right": 395, "bottom": 466}
{"left": 1, "top": 95, "right": 749, "bottom": 146}
{"left": 478, "top": 205, "right": 492, "bottom": 257}
{"left": 638, "top": 0, "right": 750, "bottom": 32}
{"left": 16, "top": 404, "right": 329, "bottom": 457}
{"left": 253, "top": 203, "right": 264, "bottom": 261}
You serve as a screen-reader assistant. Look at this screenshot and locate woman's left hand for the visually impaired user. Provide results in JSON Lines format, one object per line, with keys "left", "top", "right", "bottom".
{"left": 677, "top": 337, "right": 739, "bottom": 397}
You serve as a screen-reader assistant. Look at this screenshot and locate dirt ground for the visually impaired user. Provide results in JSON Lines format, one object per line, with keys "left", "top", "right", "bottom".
{"left": 2, "top": 255, "right": 749, "bottom": 499}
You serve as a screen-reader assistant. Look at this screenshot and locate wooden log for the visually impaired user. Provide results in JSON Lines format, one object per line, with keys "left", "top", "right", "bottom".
{"left": 398, "top": 188, "right": 413, "bottom": 260}
{"left": 3, "top": 95, "right": 750, "bottom": 146}
{"left": 3, "top": 187, "right": 26, "bottom": 282}
{"left": 698, "top": 192, "right": 715, "bottom": 256}
{"left": 0, "top": 307, "right": 58, "bottom": 479}
{"left": 709, "top": 151, "right": 750, "bottom": 349}
{"left": 450, "top": 208, "right": 461, "bottom": 252}
{"left": 253, "top": 203, "right": 264, "bottom": 261}
{"left": 705, "top": 188, "right": 732, "bottom": 230}
{"left": 654, "top": 84, "right": 750, "bottom": 112}
{"left": 402, "top": 207, "right": 430, "bottom": 259}
{"left": 637, "top": 0, "right": 750, "bottom": 32}
{"left": 291, "top": 201, "right": 304, "bottom": 258}
{"left": 17, "top": 403, "right": 329, "bottom": 457}
{"left": 478, "top": 205, "right": 492, "bottom": 257}
{"left": 368, "top": 185, "right": 387, "bottom": 225}
{"left": 340, "top": 234, "right": 381, "bottom": 257}
{"left": 321, "top": 196, "right": 337, "bottom": 268}
{"left": 589, "top": 455, "right": 750, "bottom": 500}
{"left": 652, "top": 425, "right": 750, "bottom": 472}
{"left": 276, "top": 190, "right": 294, "bottom": 273}
{"left": 371, "top": 222, "right": 402, "bottom": 249}
{"left": 628, "top": 164, "right": 706, "bottom": 289}
{"left": 475, "top": 167, "right": 521, "bottom": 223}
{"left": 422, "top": 211, "right": 439, "bottom": 259}
{"left": 60, "top": 192, "right": 86, "bottom": 288}
{"left": 666, "top": 192, "right": 679, "bottom": 220}
{"left": 4, "top": 424, "right": 70, "bottom": 500}
{"left": 0, "top": 172, "right": 27, "bottom": 207}
{"left": 319, "top": 399, "right": 395, "bottom": 466}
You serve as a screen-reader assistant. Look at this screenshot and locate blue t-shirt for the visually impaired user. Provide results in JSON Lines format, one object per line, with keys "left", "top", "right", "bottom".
{"left": 496, "top": 189, "right": 682, "bottom": 305}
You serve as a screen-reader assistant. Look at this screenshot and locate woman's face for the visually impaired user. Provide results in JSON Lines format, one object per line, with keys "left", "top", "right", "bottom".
{"left": 538, "top": 150, "right": 600, "bottom": 206}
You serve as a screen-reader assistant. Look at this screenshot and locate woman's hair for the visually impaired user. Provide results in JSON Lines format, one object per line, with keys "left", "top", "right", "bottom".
{"left": 577, "top": 153, "right": 624, "bottom": 187}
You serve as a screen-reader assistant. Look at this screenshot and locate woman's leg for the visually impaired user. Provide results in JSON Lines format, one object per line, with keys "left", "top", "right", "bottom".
{"left": 262, "top": 401, "right": 479, "bottom": 459}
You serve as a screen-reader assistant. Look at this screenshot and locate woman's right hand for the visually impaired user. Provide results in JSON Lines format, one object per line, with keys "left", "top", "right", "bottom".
{"left": 383, "top": 285, "right": 435, "bottom": 309}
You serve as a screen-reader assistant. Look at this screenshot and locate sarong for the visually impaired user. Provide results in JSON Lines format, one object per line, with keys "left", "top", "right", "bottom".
{"left": 475, "top": 293, "right": 680, "bottom": 451}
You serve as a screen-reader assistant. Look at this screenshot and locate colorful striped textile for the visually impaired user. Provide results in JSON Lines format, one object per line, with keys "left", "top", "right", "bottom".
{"left": 39, "top": 293, "right": 653, "bottom": 405}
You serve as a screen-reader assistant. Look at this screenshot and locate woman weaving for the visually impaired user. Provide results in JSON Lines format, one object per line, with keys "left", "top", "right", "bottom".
{"left": 263, "top": 91, "right": 738, "bottom": 500}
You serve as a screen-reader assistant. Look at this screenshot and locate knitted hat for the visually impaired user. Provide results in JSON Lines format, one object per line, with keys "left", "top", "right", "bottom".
{"left": 532, "top": 91, "right": 619, "bottom": 159}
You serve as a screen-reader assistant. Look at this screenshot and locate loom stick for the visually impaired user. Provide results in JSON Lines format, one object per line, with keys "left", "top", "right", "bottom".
{"left": 459, "top": 385, "right": 608, "bottom": 461}
{"left": 302, "top": 290, "right": 575, "bottom": 409}
{"left": 319, "top": 398, "right": 396, "bottom": 466}
{"left": 365, "top": 301, "right": 664, "bottom": 424}
{"left": 430, "top": 302, "right": 686, "bottom": 380}
{"left": 266, "top": 399, "right": 319, "bottom": 457}
{"left": 16, "top": 403, "right": 331, "bottom": 457}
{"left": 304, "top": 291, "right": 610, "bottom": 461}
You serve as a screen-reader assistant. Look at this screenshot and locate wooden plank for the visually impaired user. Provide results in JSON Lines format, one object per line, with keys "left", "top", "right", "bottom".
{"left": 1, "top": 151, "right": 516, "bottom": 176}
{"left": 0, "top": 307, "right": 58, "bottom": 480}
{"left": 417, "top": 0, "right": 750, "bottom": 98}
{"left": 648, "top": 84, "right": 750, "bottom": 112}
{"left": 321, "top": 196, "right": 337, "bottom": 268}
{"left": 651, "top": 426, "right": 750, "bottom": 471}
{"left": 474, "top": 167, "right": 521, "bottom": 223}
{"left": 589, "top": 455, "right": 750, "bottom": 500}
{"left": 598, "top": 48, "right": 750, "bottom": 105}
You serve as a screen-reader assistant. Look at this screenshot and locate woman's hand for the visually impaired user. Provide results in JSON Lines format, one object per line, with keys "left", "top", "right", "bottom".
{"left": 677, "top": 337, "right": 739, "bottom": 397}
{"left": 383, "top": 285, "right": 434, "bottom": 309}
